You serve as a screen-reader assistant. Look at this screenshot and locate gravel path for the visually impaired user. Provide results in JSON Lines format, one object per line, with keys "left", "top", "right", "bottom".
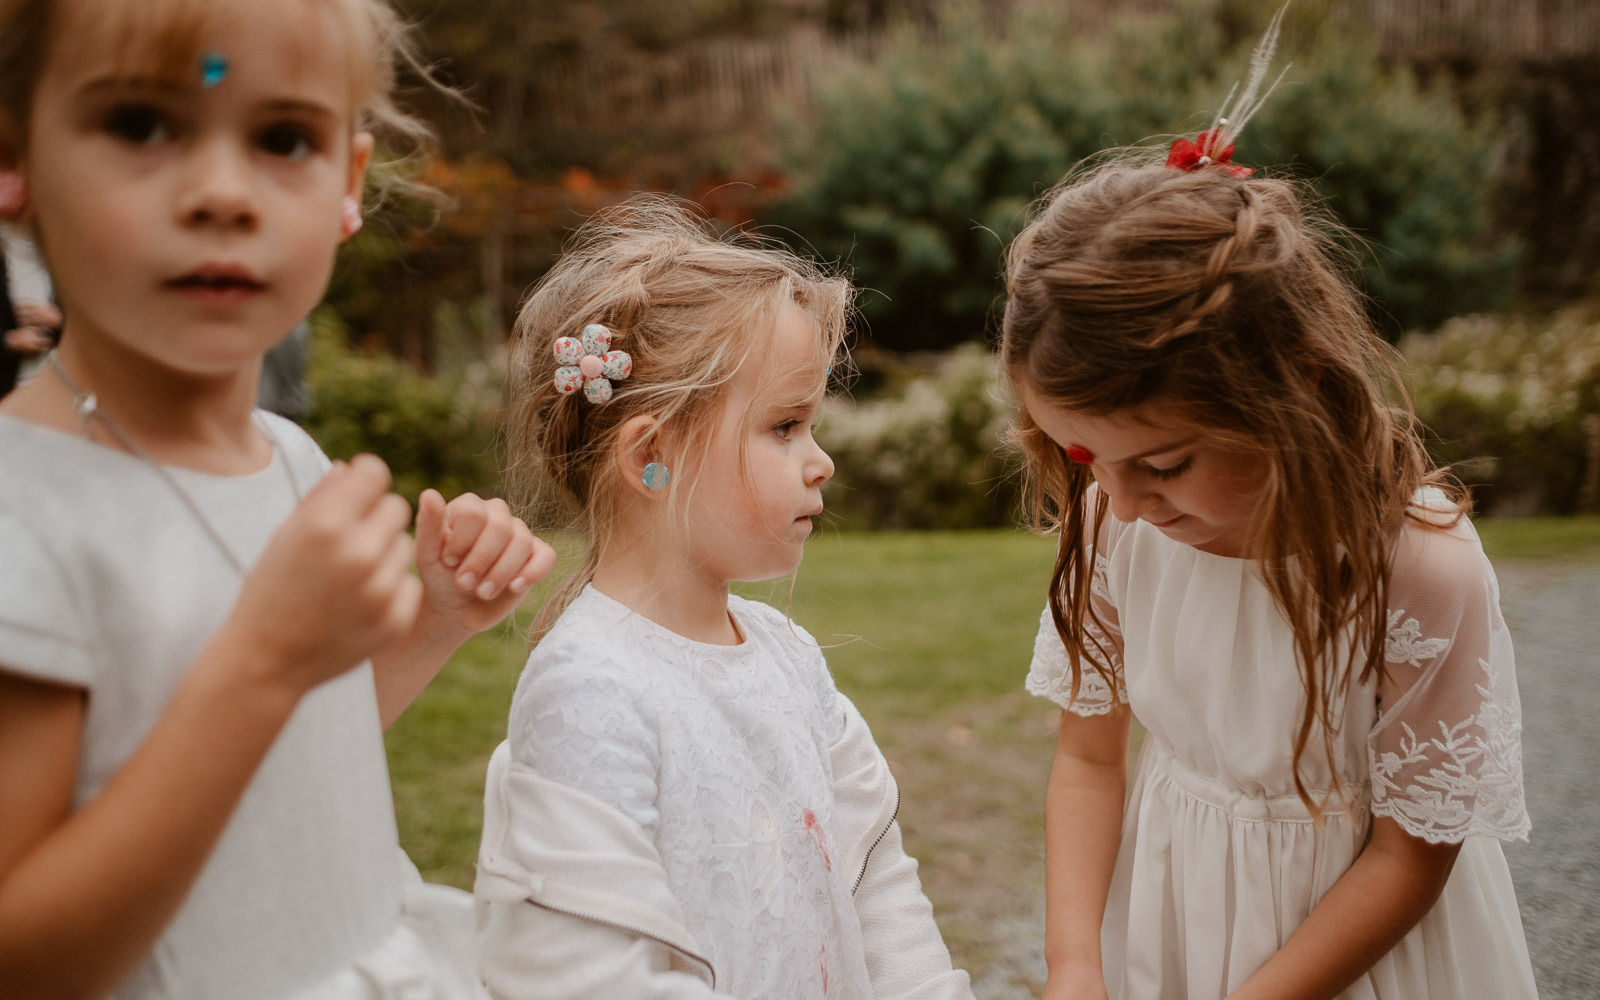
{"left": 1498, "top": 562, "right": 1600, "bottom": 999}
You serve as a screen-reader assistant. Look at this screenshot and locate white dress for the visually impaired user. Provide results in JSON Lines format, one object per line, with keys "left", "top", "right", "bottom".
{"left": 1026, "top": 491, "right": 1539, "bottom": 999}
{"left": 0, "top": 413, "right": 482, "bottom": 1000}
{"left": 492, "top": 585, "right": 972, "bottom": 999}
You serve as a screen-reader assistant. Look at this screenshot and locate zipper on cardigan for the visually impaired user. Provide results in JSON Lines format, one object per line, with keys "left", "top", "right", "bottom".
{"left": 851, "top": 786, "right": 900, "bottom": 896}
{"left": 527, "top": 896, "right": 718, "bottom": 989}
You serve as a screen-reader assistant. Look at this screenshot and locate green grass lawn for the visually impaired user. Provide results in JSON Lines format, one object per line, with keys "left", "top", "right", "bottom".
{"left": 386, "top": 526, "right": 1063, "bottom": 886}
{"left": 385, "top": 515, "right": 1600, "bottom": 986}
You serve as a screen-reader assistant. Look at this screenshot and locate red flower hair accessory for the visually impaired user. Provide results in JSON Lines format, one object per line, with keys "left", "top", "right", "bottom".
{"left": 1165, "top": 6, "right": 1289, "bottom": 181}
{"left": 1166, "top": 124, "right": 1253, "bottom": 178}
{"left": 1065, "top": 446, "right": 1095, "bottom": 465}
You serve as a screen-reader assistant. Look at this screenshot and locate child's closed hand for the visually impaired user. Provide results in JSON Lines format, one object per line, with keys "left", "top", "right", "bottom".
{"left": 412, "top": 489, "right": 556, "bottom": 639}
{"left": 226, "top": 454, "right": 421, "bottom": 695}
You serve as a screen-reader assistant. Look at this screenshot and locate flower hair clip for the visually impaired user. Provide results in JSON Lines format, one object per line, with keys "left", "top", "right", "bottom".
{"left": 554, "top": 324, "right": 633, "bottom": 404}
{"left": 1166, "top": 125, "right": 1253, "bottom": 178}
{"left": 1166, "top": 5, "right": 1288, "bottom": 180}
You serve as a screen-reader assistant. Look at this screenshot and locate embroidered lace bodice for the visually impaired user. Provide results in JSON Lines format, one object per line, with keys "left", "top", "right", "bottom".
{"left": 505, "top": 586, "right": 872, "bottom": 999}
{"left": 1026, "top": 489, "right": 1529, "bottom": 845}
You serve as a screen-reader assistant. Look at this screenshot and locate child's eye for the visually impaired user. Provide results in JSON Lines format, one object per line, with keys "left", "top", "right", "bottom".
{"left": 1146, "top": 456, "right": 1194, "bottom": 481}
{"left": 258, "top": 123, "right": 316, "bottom": 160}
{"left": 103, "top": 104, "right": 172, "bottom": 145}
{"left": 774, "top": 419, "right": 800, "bottom": 441}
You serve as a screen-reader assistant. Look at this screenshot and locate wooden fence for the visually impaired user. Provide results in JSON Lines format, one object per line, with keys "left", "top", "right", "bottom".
{"left": 507, "top": 2, "right": 1600, "bottom": 136}
{"left": 1366, "top": 0, "right": 1600, "bottom": 60}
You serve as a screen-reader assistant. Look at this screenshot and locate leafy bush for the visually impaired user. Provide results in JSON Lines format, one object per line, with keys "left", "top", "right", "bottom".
{"left": 772, "top": 1, "right": 1513, "bottom": 350}
{"left": 302, "top": 317, "right": 505, "bottom": 506}
{"left": 821, "top": 344, "right": 1019, "bottom": 528}
{"left": 1402, "top": 309, "right": 1600, "bottom": 515}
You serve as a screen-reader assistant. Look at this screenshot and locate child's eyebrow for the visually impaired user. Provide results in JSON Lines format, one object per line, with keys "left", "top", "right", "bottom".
{"left": 1109, "top": 435, "right": 1200, "bottom": 463}
{"left": 261, "top": 99, "right": 339, "bottom": 121}
{"left": 78, "top": 75, "right": 188, "bottom": 97}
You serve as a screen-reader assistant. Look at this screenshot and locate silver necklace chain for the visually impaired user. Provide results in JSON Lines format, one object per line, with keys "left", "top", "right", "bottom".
{"left": 44, "top": 350, "right": 304, "bottom": 577}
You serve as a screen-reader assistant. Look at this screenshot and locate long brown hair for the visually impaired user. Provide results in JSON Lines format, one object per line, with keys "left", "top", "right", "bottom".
{"left": 505, "top": 196, "right": 851, "bottom": 641}
{"left": 1001, "top": 155, "right": 1459, "bottom": 812}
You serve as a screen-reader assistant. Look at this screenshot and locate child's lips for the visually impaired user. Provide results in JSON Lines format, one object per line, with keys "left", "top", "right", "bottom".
{"left": 1149, "top": 514, "right": 1186, "bottom": 528}
{"left": 166, "top": 265, "right": 266, "bottom": 304}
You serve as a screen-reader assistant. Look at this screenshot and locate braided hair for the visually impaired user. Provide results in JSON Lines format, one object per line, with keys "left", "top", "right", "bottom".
{"left": 1002, "top": 157, "right": 1454, "bottom": 815}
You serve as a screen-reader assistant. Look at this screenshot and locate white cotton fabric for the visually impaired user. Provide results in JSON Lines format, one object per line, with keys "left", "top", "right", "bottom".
{"left": 480, "top": 585, "right": 974, "bottom": 999}
{"left": 0, "top": 412, "right": 483, "bottom": 1000}
{"left": 1025, "top": 487, "right": 1538, "bottom": 999}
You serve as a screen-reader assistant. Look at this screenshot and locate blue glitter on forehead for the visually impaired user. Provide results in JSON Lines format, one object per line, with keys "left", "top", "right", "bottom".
{"left": 200, "top": 52, "right": 228, "bottom": 89}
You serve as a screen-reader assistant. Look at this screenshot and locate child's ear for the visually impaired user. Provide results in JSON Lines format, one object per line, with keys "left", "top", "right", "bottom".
{"left": 614, "top": 414, "right": 664, "bottom": 498}
{"left": 339, "top": 132, "right": 374, "bottom": 241}
{"left": 346, "top": 132, "right": 374, "bottom": 195}
{"left": 0, "top": 127, "right": 29, "bottom": 224}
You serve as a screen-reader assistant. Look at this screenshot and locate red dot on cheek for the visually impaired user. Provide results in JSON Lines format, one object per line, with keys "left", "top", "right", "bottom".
{"left": 1065, "top": 446, "right": 1095, "bottom": 464}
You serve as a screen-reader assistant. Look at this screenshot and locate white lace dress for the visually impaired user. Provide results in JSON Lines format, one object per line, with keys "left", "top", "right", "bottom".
{"left": 503, "top": 586, "right": 876, "bottom": 998}
{"left": 1026, "top": 494, "right": 1538, "bottom": 999}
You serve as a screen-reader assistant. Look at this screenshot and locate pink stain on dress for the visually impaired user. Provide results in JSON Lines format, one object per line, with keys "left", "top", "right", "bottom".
{"left": 803, "top": 807, "right": 831, "bottom": 871}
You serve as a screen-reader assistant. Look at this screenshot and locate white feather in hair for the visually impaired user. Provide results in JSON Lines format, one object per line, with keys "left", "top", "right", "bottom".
{"left": 1205, "top": 3, "right": 1291, "bottom": 156}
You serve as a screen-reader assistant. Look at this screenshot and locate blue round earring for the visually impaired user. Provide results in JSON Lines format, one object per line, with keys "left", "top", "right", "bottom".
{"left": 642, "top": 462, "right": 671, "bottom": 491}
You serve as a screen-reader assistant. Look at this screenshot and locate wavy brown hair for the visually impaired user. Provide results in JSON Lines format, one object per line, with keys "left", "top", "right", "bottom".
{"left": 1001, "top": 155, "right": 1460, "bottom": 813}
{"left": 505, "top": 196, "right": 852, "bottom": 641}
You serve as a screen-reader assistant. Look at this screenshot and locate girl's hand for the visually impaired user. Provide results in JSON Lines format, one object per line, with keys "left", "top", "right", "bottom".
{"left": 1041, "top": 961, "right": 1109, "bottom": 1000}
{"left": 13, "top": 299, "right": 61, "bottom": 329}
{"left": 224, "top": 454, "right": 421, "bottom": 696}
{"left": 413, "top": 489, "right": 557, "bottom": 639}
{"left": 4, "top": 327, "right": 54, "bottom": 354}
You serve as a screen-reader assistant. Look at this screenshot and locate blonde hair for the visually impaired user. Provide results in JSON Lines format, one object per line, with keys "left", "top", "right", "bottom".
{"left": 0, "top": 0, "right": 436, "bottom": 200}
{"left": 506, "top": 196, "right": 852, "bottom": 640}
{"left": 1002, "top": 153, "right": 1460, "bottom": 814}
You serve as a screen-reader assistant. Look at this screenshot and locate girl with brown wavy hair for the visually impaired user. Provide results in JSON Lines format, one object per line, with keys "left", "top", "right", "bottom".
{"left": 1003, "top": 93, "right": 1538, "bottom": 1000}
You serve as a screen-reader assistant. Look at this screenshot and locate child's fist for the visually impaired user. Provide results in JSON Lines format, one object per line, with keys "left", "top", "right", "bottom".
{"left": 413, "top": 489, "right": 557, "bottom": 638}
{"left": 228, "top": 454, "right": 421, "bottom": 693}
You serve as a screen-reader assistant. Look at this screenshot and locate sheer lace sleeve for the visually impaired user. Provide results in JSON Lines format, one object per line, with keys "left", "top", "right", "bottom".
{"left": 1025, "top": 490, "right": 1128, "bottom": 716}
{"left": 1368, "top": 508, "right": 1530, "bottom": 844}
{"left": 506, "top": 646, "right": 662, "bottom": 841}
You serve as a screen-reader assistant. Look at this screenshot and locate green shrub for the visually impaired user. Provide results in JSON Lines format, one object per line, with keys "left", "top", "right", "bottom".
{"left": 772, "top": 1, "right": 1512, "bottom": 349}
{"left": 303, "top": 317, "right": 505, "bottom": 506}
{"left": 1402, "top": 309, "right": 1600, "bottom": 515}
{"left": 822, "top": 344, "right": 1019, "bottom": 529}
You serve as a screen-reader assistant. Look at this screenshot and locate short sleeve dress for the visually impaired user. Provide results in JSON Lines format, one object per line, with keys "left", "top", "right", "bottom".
{"left": 1026, "top": 489, "right": 1538, "bottom": 999}
{"left": 0, "top": 413, "right": 482, "bottom": 1000}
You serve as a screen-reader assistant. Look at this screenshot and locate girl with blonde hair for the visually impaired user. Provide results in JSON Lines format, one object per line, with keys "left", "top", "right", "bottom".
{"left": 0, "top": 0, "right": 553, "bottom": 995}
{"left": 475, "top": 196, "right": 975, "bottom": 1000}
{"left": 1003, "top": 58, "right": 1539, "bottom": 1000}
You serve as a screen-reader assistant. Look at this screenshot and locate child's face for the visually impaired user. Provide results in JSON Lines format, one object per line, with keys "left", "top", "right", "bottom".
{"left": 1021, "top": 384, "right": 1267, "bottom": 558}
{"left": 683, "top": 301, "right": 834, "bottom": 584}
{"left": 21, "top": 0, "right": 370, "bottom": 378}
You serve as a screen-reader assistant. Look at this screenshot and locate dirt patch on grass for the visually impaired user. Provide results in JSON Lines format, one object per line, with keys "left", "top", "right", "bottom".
{"left": 871, "top": 691, "right": 1060, "bottom": 998}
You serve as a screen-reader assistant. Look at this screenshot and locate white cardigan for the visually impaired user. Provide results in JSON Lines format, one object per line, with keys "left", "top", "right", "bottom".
{"left": 474, "top": 695, "right": 975, "bottom": 1000}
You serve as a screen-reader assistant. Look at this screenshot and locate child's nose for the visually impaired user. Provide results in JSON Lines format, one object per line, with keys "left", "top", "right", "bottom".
{"left": 806, "top": 440, "right": 834, "bottom": 487}
{"left": 1102, "top": 471, "right": 1158, "bottom": 523}
{"left": 177, "top": 139, "right": 258, "bottom": 230}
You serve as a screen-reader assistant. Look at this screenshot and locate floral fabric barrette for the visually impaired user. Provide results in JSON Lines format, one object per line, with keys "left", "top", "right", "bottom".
{"left": 554, "top": 324, "right": 633, "bottom": 404}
